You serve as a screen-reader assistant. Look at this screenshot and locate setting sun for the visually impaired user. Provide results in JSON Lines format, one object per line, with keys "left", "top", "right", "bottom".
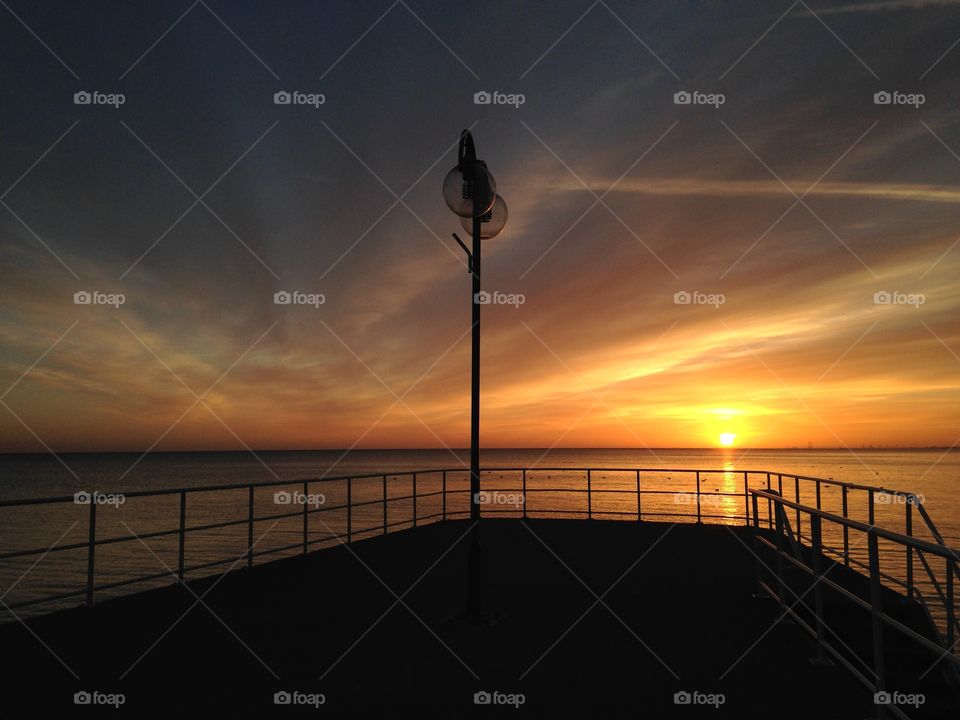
{"left": 719, "top": 433, "right": 737, "bottom": 447}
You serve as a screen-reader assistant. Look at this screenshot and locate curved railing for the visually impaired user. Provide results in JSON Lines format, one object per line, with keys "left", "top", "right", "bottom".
{"left": 0, "top": 467, "right": 956, "bottom": 642}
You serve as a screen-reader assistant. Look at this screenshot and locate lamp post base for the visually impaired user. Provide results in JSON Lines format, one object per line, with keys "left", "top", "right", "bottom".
{"left": 442, "top": 609, "right": 505, "bottom": 628}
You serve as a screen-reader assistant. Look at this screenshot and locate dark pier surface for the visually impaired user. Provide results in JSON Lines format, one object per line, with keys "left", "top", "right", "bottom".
{"left": 1, "top": 519, "right": 955, "bottom": 717}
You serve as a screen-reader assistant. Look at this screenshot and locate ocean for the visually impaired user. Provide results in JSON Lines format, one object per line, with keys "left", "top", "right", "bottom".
{"left": 0, "top": 448, "right": 957, "bottom": 622}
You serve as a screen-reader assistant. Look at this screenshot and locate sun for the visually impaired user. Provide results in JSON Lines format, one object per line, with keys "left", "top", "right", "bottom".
{"left": 719, "top": 432, "right": 736, "bottom": 447}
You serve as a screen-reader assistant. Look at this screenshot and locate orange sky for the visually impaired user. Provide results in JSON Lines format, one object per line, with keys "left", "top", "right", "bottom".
{"left": 3, "top": 212, "right": 957, "bottom": 453}
{"left": 2, "top": 1, "right": 959, "bottom": 454}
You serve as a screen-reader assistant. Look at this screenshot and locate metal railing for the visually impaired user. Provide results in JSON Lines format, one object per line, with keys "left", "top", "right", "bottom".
{"left": 750, "top": 488, "right": 960, "bottom": 719}
{"left": 0, "top": 467, "right": 957, "bottom": 634}
{"left": 0, "top": 469, "right": 449, "bottom": 612}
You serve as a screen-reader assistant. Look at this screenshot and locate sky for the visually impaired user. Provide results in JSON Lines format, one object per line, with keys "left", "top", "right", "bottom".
{"left": 1, "top": 0, "right": 959, "bottom": 453}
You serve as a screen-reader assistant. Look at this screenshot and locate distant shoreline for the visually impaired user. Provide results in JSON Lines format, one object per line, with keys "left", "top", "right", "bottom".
{"left": 1, "top": 446, "right": 956, "bottom": 456}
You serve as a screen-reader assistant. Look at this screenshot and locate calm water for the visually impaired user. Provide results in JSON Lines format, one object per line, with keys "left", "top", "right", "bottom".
{"left": 0, "top": 448, "right": 957, "bottom": 622}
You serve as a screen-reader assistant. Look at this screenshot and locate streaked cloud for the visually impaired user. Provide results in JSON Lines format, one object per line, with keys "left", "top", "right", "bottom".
{"left": 540, "top": 177, "right": 960, "bottom": 204}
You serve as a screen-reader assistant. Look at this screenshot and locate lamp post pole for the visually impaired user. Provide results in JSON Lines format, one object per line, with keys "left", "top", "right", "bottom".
{"left": 443, "top": 129, "right": 507, "bottom": 621}
{"left": 468, "top": 191, "right": 482, "bottom": 618}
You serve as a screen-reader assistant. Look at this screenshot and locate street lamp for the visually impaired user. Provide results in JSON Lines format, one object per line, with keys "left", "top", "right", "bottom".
{"left": 460, "top": 195, "right": 508, "bottom": 240}
{"left": 443, "top": 129, "right": 507, "bottom": 620}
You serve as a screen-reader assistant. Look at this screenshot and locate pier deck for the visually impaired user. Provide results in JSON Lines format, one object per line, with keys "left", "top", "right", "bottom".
{"left": 2, "top": 518, "right": 954, "bottom": 716}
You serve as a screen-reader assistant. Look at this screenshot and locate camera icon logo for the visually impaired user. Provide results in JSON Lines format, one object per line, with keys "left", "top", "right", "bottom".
{"left": 274, "top": 690, "right": 292, "bottom": 705}
{"left": 74, "top": 691, "right": 92, "bottom": 705}
{"left": 674, "top": 690, "right": 692, "bottom": 705}
{"left": 874, "top": 91, "right": 891, "bottom": 105}
{"left": 274, "top": 491, "right": 292, "bottom": 505}
{"left": 673, "top": 91, "right": 691, "bottom": 105}
{"left": 74, "top": 491, "right": 91, "bottom": 504}
{"left": 274, "top": 291, "right": 292, "bottom": 305}
{"left": 874, "top": 691, "right": 891, "bottom": 705}
{"left": 274, "top": 91, "right": 292, "bottom": 105}
{"left": 474, "top": 91, "right": 492, "bottom": 105}
{"left": 673, "top": 290, "right": 691, "bottom": 305}
{"left": 74, "top": 91, "right": 92, "bottom": 105}
{"left": 474, "top": 690, "right": 492, "bottom": 705}
{"left": 474, "top": 291, "right": 491, "bottom": 305}
{"left": 873, "top": 291, "right": 892, "bottom": 305}
{"left": 74, "top": 291, "right": 92, "bottom": 305}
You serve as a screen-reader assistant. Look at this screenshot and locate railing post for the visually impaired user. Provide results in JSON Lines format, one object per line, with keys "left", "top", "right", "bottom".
{"left": 178, "top": 491, "right": 186, "bottom": 581}
{"left": 411, "top": 473, "right": 417, "bottom": 528}
{"left": 751, "top": 493, "right": 762, "bottom": 594}
{"left": 442, "top": 470, "right": 447, "bottom": 521}
{"left": 522, "top": 469, "right": 527, "bottom": 520}
{"left": 905, "top": 499, "right": 913, "bottom": 598}
{"left": 794, "top": 477, "right": 801, "bottom": 541}
{"left": 247, "top": 485, "right": 254, "bottom": 568}
{"left": 810, "top": 515, "right": 829, "bottom": 664}
{"left": 382, "top": 475, "right": 388, "bottom": 535}
{"left": 302, "top": 481, "right": 309, "bottom": 554}
{"left": 346, "top": 477, "right": 353, "bottom": 542}
{"left": 86, "top": 500, "right": 96, "bottom": 607}
{"left": 868, "top": 531, "right": 886, "bottom": 705}
{"left": 587, "top": 469, "right": 592, "bottom": 519}
{"left": 743, "top": 471, "right": 749, "bottom": 525}
{"left": 696, "top": 471, "right": 701, "bottom": 524}
{"left": 868, "top": 489, "right": 875, "bottom": 526}
{"left": 815, "top": 479, "right": 821, "bottom": 510}
{"left": 842, "top": 485, "right": 850, "bottom": 567}
{"left": 766, "top": 472, "right": 772, "bottom": 528}
{"left": 636, "top": 469, "right": 641, "bottom": 522}
{"left": 777, "top": 474, "right": 784, "bottom": 536}
{"left": 947, "top": 558, "right": 955, "bottom": 650}
{"left": 774, "top": 501, "right": 786, "bottom": 606}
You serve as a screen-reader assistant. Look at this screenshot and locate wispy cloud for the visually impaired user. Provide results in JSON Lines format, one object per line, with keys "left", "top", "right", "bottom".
{"left": 797, "top": 0, "right": 960, "bottom": 16}
{"left": 539, "top": 177, "right": 960, "bottom": 204}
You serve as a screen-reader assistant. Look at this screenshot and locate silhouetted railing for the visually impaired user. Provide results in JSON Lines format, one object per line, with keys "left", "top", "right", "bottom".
{"left": 751, "top": 488, "right": 960, "bottom": 719}
{"left": 0, "top": 467, "right": 957, "bottom": 649}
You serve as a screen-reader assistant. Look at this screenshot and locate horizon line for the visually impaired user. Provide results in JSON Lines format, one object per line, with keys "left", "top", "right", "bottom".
{"left": 1, "top": 446, "right": 955, "bottom": 456}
